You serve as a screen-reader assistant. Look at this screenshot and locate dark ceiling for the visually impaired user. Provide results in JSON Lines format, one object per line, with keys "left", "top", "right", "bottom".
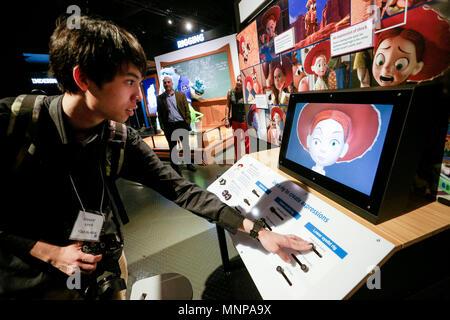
{"left": 1, "top": 0, "right": 238, "bottom": 60}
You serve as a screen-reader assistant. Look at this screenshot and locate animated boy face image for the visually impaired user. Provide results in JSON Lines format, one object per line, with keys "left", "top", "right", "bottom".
{"left": 298, "top": 104, "right": 380, "bottom": 176}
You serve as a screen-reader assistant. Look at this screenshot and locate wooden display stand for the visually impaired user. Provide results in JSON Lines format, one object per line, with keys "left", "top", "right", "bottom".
{"left": 215, "top": 148, "right": 450, "bottom": 299}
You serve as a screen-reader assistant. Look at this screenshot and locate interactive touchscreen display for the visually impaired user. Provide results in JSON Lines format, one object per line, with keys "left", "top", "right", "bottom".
{"left": 285, "top": 103, "right": 393, "bottom": 196}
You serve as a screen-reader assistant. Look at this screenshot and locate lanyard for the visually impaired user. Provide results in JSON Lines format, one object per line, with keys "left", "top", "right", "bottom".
{"left": 69, "top": 164, "right": 105, "bottom": 219}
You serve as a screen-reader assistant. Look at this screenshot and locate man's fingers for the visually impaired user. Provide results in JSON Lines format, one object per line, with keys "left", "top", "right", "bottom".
{"left": 79, "top": 252, "right": 102, "bottom": 264}
{"left": 286, "top": 235, "right": 313, "bottom": 251}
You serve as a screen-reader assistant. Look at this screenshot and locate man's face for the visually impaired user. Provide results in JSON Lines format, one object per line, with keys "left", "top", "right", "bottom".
{"left": 85, "top": 63, "right": 143, "bottom": 123}
{"left": 307, "top": 118, "right": 348, "bottom": 169}
{"left": 372, "top": 35, "right": 424, "bottom": 86}
{"left": 163, "top": 77, "right": 174, "bottom": 93}
{"left": 273, "top": 67, "right": 286, "bottom": 91}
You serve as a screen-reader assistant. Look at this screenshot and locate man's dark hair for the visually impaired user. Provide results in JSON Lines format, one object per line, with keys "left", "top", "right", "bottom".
{"left": 49, "top": 15, "right": 147, "bottom": 93}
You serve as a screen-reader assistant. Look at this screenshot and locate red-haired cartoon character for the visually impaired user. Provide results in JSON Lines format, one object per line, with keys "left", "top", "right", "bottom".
{"left": 267, "top": 107, "right": 284, "bottom": 146}
{"left": 297, "top": 104, "right": 380, "bottom": 176}
{"left": 244, "top": 75, "right": 256, "bottom": 103}
{"left": 304, "top": 41, "right": 331, "bottom": 90}
{"left": 259, "top": 5, "right": 281, "bottom": 61}
{"left": 269, "top": 55, "right": 293, "bottom": 105}
{"left": 239, "top": 35, "right": 251, "bottom": 64}
{"left": 373, "top": 5, "right": 450, "bottom": 86}
{"left": 251, "top": 67, "right": 262, "bottom": 95}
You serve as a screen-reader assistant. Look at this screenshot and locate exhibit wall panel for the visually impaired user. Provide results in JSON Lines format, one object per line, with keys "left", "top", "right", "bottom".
{"left": 154, "top": 34, "right": 240, "bottom": 92}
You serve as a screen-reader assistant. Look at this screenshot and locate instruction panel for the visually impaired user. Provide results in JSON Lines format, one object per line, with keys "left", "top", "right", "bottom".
{"left": 207, "top": 155, "right": 395, "bottom": 299}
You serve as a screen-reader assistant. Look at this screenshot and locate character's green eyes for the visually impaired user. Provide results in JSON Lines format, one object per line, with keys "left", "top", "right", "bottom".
{"left": 375, "top": 53, "right": 385, "bottom": 66}
{"left": 395, "top": 58, "right": 409, "bottom": 70}
{"left": 330, "top": 139, "right": 340, "bottom": 147}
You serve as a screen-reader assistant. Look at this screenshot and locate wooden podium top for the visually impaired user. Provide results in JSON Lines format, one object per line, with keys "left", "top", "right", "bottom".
{"left": 249, "top": 148, "right": 450, "bottom": 252}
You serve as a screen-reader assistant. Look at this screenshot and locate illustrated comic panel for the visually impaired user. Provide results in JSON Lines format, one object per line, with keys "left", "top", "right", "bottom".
{"left": 293, "top": 39, "right": 350, "bottom": 92}
{"left": 237, "top": 20, "right": 261, "bottom": 71}
{"left": 289, "top": 0, "right": 350, "bottom": 50}
{"left": 257, "top": 0, "right": 291, "bottom": 63}
{"left": 261, "top": 52, "right": 294, "bottom": 106}
{"left": 241, "top": 64, "right": 265, "bottom": 104}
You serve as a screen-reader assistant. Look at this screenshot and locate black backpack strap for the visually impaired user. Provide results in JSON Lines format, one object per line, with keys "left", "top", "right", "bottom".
{"left": 7, "top": 94, "right": 46, "bottom": 170}
{"left": 106, "top": 120, "right": 127, "bottom": 177}
{"left": 105, "top": 120, "right": 129, "bottom": 225}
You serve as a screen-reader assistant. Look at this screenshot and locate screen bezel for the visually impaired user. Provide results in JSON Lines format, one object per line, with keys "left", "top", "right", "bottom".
{"left": 279, "top": 87, "right": 414, "bottom": 218}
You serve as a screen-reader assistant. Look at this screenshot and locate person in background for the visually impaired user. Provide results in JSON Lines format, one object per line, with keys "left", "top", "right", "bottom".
{"left": 157, "top": 76, "right": 196, "bottom": 175}
{"left": 226, "top": 75, "right": 250, "bottom": 162}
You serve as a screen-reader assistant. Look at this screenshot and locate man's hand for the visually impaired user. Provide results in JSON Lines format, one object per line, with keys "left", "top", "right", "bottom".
{"left": 239, "top": 218, "right": 312, "bottom": 263}
{"left": 258, "top": 229, "right": 312, "bottom": 262}
{"left": 30, "top": 241, "right": 102, "bottom": 276}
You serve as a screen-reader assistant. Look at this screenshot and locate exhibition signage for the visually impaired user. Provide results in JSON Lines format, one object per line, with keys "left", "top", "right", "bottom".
{"left": 274, "top": 27, "right": 295, "bottom": 55}
{"left": 207, "top": 155, "right": 394, "bottom": 299}
{"left": 330, "top": 19, "right": 373, "bottom": 57}
{"left": 177, "top": 33, "right": 205, "bottom": 49}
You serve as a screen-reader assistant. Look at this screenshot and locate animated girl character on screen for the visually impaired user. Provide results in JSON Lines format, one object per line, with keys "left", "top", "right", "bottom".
{"left": 303, "top": 41, "right": 331, "bottom": 91}
{"left": 259, "top": 5, "right": 280, "bottom": 62}
{"left": 297, "top": 104, "right": 380, "bottom": 176}
{"left": 244, "top": 75, "right": 257, "bottom": 103}
{"left": 373, "top": 5, "right": 450, "bottom": 87}
{"left": 269, "top": 55, "right": 293, "bottom": 105}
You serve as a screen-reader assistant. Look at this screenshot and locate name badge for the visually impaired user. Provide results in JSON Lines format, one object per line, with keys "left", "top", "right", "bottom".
{"left": 69, "top": 210, "right": 104, "bottom": 242}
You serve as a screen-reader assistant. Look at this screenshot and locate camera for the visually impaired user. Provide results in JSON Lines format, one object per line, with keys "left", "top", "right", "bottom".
{"left": 81, "top": 233, "right": 126, "bottom": 299}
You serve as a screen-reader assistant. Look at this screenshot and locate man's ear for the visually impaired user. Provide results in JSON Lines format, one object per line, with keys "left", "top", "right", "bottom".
{"left": 72, "top": 65, "right": 89, "bottom": 92}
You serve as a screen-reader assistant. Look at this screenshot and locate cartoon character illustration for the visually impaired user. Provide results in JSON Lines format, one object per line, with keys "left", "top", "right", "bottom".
{"left": 380, "top": 0, "right": 424, "bottom": 18}
{"left": 267, "top": 107, "right": 284, "bottom": 146}
{"left": 244, "top": 75, "right": 256, "bottom": 103}
{"left": 305, "top": 0, "right": 318, "bottom": 37}
{"left": 189, "top": 105, "right": 204, "bottom": 132}
{"left": 303, "top": 41, "right": 331, "bottom": 91}
{"left": 259, "top": 5, "right": 281, "bottom": 62}
{"left": 292, "top": 51, "right": 309, "bottom": 92}
{"left": 239, "top": 35, "right": 251, "bottom": 64}
{"left": 297, "top": 103, "right": 380, "bottom": 176}
{"left": 190, "top": 79, "right": 205, "bottom": 100}
{"left": 269, "top": 55, "right": 293, "bottom": 105}
{"left": 251, "top": 67, "right": 262, "bottom": 95}
{"left": 373, "top": 5, "right": 450, "bottom": 86}
{"left": 353, "top": 50, "right": 372, "bottom": 88}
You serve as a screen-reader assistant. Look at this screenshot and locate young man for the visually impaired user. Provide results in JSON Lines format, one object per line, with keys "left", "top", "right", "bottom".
{"left": 157, "top": 76, "right": 196, "bottom": 175}
{"left": 0, "top": 15, "right": 312, "bottom": 300}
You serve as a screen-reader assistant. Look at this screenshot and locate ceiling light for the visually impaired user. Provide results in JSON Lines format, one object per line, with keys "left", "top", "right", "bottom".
{"left": 185, "top": 22, "right": 192, "bottom": 31}
{"left": 200, "top": 29, "right": 204, "bottom": 33}
{"left": 168, "top": 19, "right": 172, "bottom": 25}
